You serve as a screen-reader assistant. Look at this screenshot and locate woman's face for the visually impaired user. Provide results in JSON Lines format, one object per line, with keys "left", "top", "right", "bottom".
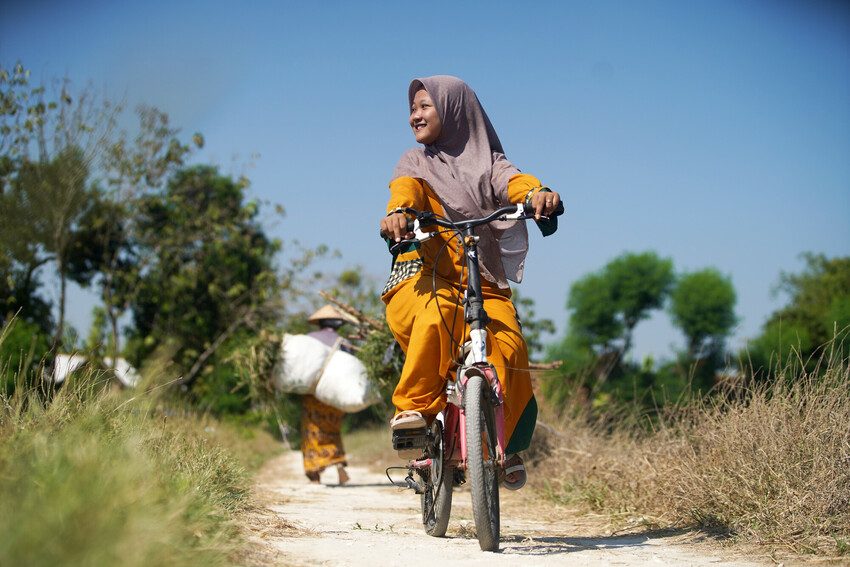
{"left": 409, "top": 88, "right": 442, "bottom": 145}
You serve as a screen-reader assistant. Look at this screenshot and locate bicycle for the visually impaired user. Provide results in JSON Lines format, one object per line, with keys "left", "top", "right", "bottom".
{"left": 383, "top": 200, "right": 563, "bottom": 552}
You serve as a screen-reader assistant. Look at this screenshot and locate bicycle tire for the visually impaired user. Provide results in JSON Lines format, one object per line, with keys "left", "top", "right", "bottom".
{"left": 421, "top": 420, "right": 453, "bottom": 536}
{"left": 464, "top": 373, "right": 500, "bottom": 551}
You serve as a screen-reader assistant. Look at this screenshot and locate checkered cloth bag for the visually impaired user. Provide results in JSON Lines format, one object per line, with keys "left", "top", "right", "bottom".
{"left": 381, "top": 259, "right": 423, "bottom": 296}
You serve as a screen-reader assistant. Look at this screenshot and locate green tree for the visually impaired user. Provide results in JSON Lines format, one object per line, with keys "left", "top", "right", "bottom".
{"left": 0, "top": 317, "right": 51, "bottom": 395}
{"left": 1, "top": 63, "right": 46, "bottom": 190}
{"left": 546, "top": 251, "right": 674, "bottom": 412}
{"left": 0, "top": 63, "right": 55, "bottom": 331}
{"left": 0, "top": 63, "right": 118, "bottom": 349}
{"left": 127, "top": 165, "right": 281, "bottom": 391}
{"left": 74, "top": 106, "right": 197, "bottom": 361}
{"left": 747, "top": 254, "right": 850, "bottom": 371}
{"left": 511, "top": 287, "right": 555, "bottom": 359}
{"left": 12, "top": 148, "right": 96, "bottom": 349}
{"left": 566, "top": 271, "right": 621, "bottom": 352}
{"left": 563, "top": 251, "right": 673, "bottom": 376}
{"left": 605, "top": 252, "right": 675, "bottom": 354}
{"left": 669, "top": 268, "right": 737, "bottom": 360}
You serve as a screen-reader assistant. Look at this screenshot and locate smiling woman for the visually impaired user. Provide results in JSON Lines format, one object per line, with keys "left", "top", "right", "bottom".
{"left": 378, "top": 75, "right": 564, "bottom": 491}
{"left": 409, "top": 89, "right": 442, "bottom": 145}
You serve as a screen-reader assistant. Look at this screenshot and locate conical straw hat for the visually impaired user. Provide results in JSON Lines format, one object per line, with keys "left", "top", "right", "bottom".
{"left": 307, "top": 304, "right": 356, "bottom": 324}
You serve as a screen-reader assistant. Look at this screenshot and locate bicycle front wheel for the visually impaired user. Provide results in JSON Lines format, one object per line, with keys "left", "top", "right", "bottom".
{"left": 464, "top": 372, "right": 500, "bottom": 551}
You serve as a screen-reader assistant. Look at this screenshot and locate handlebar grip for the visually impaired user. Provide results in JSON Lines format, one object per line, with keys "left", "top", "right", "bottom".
{"left": 379, "top": 218, "right": 416, "bottom": 240}
{"left": 523, "top": 201, "right": 564, "bottom": 220}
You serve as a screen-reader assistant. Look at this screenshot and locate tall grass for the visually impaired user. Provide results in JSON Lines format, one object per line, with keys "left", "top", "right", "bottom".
{"left": 535, "top": 349, "right": 850, "bottom": 556}
{"left": 0, "top": 357, "right": 279, "bottom": 566}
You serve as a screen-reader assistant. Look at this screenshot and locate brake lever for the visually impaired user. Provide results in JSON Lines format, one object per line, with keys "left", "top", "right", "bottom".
{"left": 500, "top": 201, "right": 564, "bottom": 221}
{"left": 387, "top": 217, "right": 440, "bottom": 254}
{"left": 389, "top": 239, "right": 417, "bottom": 254}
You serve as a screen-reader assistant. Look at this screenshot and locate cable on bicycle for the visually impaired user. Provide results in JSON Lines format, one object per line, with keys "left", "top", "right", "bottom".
{"left": 428, "top": 227, "right": 468, "bottom": 357}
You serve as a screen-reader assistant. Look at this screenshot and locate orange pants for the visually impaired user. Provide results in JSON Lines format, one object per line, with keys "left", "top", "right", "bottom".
{"left": 383, "top": 274, "right": 537, "bottom": 453}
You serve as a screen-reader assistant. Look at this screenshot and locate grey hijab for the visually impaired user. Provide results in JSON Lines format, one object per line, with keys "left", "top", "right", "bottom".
{"left": 391, "top": 75, "right": 529, "bottom": 289}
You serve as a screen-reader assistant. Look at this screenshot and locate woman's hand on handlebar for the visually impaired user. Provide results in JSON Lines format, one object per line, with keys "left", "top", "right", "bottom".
{"left": 530, "top": 190, "right": 562, "bottom": 220}
{"left": 380, "top": 212, "right": 414, "bottom": 243}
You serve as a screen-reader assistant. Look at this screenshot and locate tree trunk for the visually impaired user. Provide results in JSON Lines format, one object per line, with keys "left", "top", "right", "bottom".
{"left": 104, "top": 271, "right": 120, "bottom": 363}
{"left": 174, "top": 308, "right": 253, "bottom": 388}
{"left": 53, "top": 258, "right": 67, "bottom": 351}
{"left": 109, "top": 308, "right": 119, "bottom": 363}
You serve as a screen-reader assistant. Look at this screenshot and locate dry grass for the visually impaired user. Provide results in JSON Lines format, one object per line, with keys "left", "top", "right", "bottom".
{"left": 533, "top": 351, "right": 850, "bottom": 557}
{"left": 343, "top": 425, "right": 398, "bottom": 471}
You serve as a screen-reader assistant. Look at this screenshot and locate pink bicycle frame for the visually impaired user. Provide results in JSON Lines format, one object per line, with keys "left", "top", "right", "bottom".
{"left": 408, "top": 364, "right": 507, "bottom": 471}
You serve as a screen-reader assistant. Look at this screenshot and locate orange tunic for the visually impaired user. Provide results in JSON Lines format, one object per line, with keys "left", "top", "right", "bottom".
{"left": 382, "top": 174, "right": 544, "bottom": 453}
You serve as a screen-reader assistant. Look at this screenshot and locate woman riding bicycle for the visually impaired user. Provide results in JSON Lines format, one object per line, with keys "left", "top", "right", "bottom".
{"left": 380, "top": 75, "right": 561, "bottom": 490}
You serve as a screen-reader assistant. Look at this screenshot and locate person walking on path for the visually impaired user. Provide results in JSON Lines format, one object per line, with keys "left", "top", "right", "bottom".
{"left": 300, "top": 305, "right": 356, "bottom": 485}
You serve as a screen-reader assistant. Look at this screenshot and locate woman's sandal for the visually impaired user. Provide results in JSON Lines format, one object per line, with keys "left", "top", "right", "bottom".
{"left": 502, "top": 454, "right": 527, "bottom": 491}
{"left": 390, "top": 410, "right": 428, "bottom": 459}
{"left": 390, "top": 410, "right": 427, "bottom": 430}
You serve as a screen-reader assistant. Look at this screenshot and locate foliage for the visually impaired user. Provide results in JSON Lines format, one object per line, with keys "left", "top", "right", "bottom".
{"left": 511, "top": 287, "right": 555, "bottom": 358}
{"left": 669, "top": 268, "right": 737, "bottom": 359}
{"left": 567, "top": 251, "right": 673, "bottom": 357}
{"left": 83, "top": 105, "right": 200, "bottom": 359}
{"left": 548, "top": 252, "right": 744, "bottom": 413}
{"left": 346, "top": 323, "right": 401, "bottom": 428}
{"left": 746, "top": 254, "right": 850, "bottom": 373}
{"left": 0, "top": 62, "right": 119, "bottom": 348}
{"left": 566, "top": 271, "right": 621, "bottom": 352}
{"left": 605, "top": 252, "right": 675, "bottom": 346}
{"left": 0, "top": 62, "right": 49, "bottom": 180}
{"left": 127, "top": 165, "right": 281, "bottom": 387}
{"left": 551, "top": 251, "right": 675, "bottom": 410}
{"left": 0, "top": 318, "right": 50, "bottom": 395}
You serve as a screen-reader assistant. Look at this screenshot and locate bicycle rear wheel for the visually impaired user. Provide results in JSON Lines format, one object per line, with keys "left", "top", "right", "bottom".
{"left": 421, "top": 420, "right": 453, "bottom": 536}
{"left": 464, "top": 373, "right": 500, "bottom": 551}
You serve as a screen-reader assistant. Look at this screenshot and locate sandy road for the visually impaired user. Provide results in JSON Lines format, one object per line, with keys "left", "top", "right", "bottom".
{"left": 248, "top": 449, "right": 766, "bottom": 567}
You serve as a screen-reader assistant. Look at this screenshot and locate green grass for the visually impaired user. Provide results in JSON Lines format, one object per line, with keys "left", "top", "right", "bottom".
{"left": 0, "top": 368, "right": 281, "bottom": 567}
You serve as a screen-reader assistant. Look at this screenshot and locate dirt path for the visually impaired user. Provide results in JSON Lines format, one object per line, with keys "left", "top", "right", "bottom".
{"left": 247, "top": 449, "right": 767, "bottom": 566}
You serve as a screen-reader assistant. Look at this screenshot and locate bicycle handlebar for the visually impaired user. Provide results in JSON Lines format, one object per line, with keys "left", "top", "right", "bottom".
{"left": 380, "top": 201, "right": 564, "bottom": 253}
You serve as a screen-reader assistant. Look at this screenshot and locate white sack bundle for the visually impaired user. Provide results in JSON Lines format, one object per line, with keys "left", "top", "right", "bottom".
{"left": 274, "top": 333, "right": 329, "bottom": 394}
{"left": 314, "top": 350, "right": 381, "bottom": 413}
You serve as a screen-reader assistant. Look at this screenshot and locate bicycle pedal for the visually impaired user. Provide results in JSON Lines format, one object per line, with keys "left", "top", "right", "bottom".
{"left": 404, "top": 473, "right": 425, "bottom": 494}
{"left": 392, "top": 427, "right": 429, "bottom": 451}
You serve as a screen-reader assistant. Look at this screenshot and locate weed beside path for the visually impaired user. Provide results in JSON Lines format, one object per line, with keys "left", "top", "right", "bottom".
{"left": 533, "top": 354, "right": 850, "bottom": 559}
{"left": 0, "top": 379, "right": 281, "bottom": 567}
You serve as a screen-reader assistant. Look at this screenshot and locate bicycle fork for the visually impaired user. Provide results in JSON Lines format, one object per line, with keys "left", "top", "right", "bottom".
{"left": 455, "top": 364, "right": 507, "bottom": 470}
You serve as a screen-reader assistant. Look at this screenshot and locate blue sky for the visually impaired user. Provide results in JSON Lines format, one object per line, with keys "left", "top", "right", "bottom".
{"left": 2, "top": 0, "right": 849, "bottom": 360}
